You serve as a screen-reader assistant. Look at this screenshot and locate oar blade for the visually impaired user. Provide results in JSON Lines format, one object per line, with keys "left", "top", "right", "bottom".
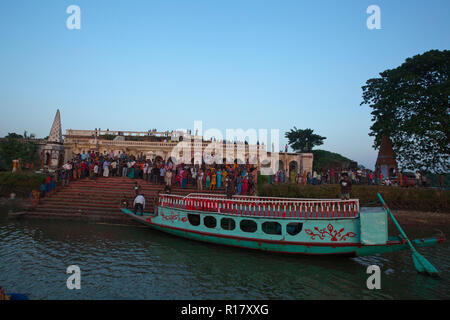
{"left": 412, "top": 252, "right": 439, "bottom": 275}
{"left": 377, "top": 193, "right": 440, "bottom": 276}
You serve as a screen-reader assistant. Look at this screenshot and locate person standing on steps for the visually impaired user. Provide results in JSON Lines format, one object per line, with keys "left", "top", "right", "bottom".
{"left": 120, "top": 193, "right": 129, "bottom": 209}
{"left": 339, "top": 173, "right": 352, "bottom": 200}
{"left": 226, "top": 175, "right": 235, "bottom": 199}
{"left": 133, "top": 182, "right": 141, "bottom": 195}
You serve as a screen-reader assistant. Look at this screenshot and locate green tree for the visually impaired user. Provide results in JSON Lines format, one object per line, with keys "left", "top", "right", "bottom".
{"left": 361, "top": 50, "right": 450, "bottom": 173}
{"left": 312, "top": 150, "right": 357, "bottom": 170}
{"left": 285, "top": 127, "right": 326, "bottom": 153}
{"left": 0, "top": 133, "right": 39, "bottom": 170}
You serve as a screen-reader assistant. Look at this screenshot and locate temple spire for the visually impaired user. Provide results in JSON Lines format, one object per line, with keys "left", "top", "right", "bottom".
{"left": 375, "top": 135, "right": 398, "bottom": 177}
{"left": 48, "top": 109, "right": 62, "bottom": 143}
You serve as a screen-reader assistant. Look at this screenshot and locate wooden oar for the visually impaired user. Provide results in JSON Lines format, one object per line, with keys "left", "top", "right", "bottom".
{"left": 377, "top": 193, "right": 439, "bottom": 276}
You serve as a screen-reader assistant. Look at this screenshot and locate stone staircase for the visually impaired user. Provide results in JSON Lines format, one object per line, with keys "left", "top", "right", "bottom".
{"left": 24, "top": 177, "right": 225, "bottom": 224}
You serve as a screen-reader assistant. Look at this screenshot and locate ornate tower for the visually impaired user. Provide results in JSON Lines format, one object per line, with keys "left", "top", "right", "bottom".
{"left": 375, "top": 135, "right": 398, "bottom": 178}
{"left": 48, "top": 109, "right": 62, "bottom": 143}
{"left": 41, "top": 109, "right": 65, "bottom": 170}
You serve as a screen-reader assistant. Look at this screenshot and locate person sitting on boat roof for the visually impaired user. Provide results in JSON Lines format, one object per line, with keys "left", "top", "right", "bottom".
{"left": 339, "top": 173, "right": 352, "bottom": 200}
{"left": 164, "top": 184, "right": 172, "bottom": 194}
{"left": 133, "top": 193, "right": 145, "bottom": 216}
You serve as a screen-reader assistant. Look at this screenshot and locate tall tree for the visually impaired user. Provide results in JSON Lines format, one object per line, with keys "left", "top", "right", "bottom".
{"left": 361, "top": 50, "right": 449, "bottom": 173}
{"left": 285, "top": 127, "right": 326, "bottom": 152}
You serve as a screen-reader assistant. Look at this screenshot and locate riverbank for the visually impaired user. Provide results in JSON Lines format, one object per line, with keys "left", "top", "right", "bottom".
{"left": 258, "top": 184, "right": 450, "bottom": 213}
{"left": 388, "top": 210, "right": 450, "bottom": 229}
{"left": 0, "top": 197, "right": 29, "bottom": 211}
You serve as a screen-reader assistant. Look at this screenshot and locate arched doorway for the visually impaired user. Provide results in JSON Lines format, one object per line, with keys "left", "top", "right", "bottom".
{"left": 278, "top": 160, "right": 284, "bottom": 172}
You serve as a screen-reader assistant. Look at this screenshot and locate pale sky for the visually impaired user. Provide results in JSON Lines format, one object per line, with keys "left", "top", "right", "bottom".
{"left": 1, "top": 0, "right": 449, "bottom": 169}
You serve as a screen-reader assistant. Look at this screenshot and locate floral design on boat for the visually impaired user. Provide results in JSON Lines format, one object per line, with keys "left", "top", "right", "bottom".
{"left": 305, "top": 223, "right": 357, "bottom": 241}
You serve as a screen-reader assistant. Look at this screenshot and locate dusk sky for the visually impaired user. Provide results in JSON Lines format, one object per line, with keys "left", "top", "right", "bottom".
{"left": 0, "top": 0, "right": 449, "bottom": 169}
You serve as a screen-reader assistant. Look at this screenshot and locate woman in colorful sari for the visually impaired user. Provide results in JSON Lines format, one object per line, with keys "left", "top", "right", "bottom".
{"left": 236, "top": 175, "right": 243, "bottom": 195}
{"left": 176, "top": 168, "right": 181, "bottom": 186}
{"left": 216, "top": 169, "right": 222, "bottom": 188}
{"left": 210, "top": 171, "right": 217, "bottom": 190}
{"left": 242, "top": 176, "right": 248, "bottom": 195}
{"left": 177, "top": 168, "right": 184, "bottom": 187}
{"left": 290, "top": 170, "right": 296, "bottom": 183}
{"left": 205, "top": 172, "right": 211, "bottom": 189}
{"left": 182, "top": 169, "right": 188, "bottom": 188}
{"left": 222, "top": 169, "right": 227, "bottom": 186}
{"left": 73, "top": 163, "right": 78, "bottom": 181}
{"left": 128, "top": 164, "right": 135, "bottom": 179}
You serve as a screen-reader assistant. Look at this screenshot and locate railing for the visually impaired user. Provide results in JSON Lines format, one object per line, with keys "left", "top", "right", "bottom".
{"left": 160, "top": 194, "right": 359, "bottom": 219}
{"left": 183, "top": 193, "right": 344, "bottom": 201}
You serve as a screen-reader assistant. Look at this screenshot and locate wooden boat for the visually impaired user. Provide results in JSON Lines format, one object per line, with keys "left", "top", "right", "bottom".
{"left": 122, "top": 193, "right": 445, "bottom": 257}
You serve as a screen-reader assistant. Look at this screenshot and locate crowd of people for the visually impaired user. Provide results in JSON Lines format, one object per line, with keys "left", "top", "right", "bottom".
{"left": 272, "top": 168, "right": 431, "bottom": 188}
{"left": 32, "top": 150, "right": 438, "bottom": 204}
{"left": 54, "top": 150, "right": 259, "bottom": 196}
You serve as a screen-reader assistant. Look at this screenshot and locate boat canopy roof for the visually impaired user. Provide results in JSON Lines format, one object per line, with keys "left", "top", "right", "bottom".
{"left": 158, "top": 193, "right": 360, "bottom": 220}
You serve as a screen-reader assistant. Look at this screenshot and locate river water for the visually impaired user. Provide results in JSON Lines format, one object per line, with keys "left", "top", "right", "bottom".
{"left": 0, "top": 206, "right": 449, "bottom": 299}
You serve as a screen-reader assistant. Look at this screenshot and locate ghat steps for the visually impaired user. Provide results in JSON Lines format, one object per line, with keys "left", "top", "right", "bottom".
{"left": 23, "top": 177, "right": 225, "bottom": 224}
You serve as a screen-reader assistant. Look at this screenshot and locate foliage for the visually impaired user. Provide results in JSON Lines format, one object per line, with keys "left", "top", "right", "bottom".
{"left": 257, "top": 183, "right": 450, "bottom": 213}
{"left": 312, "top": 149, "right": 358, "bottom": 170}
{"left": 361, "top": 50, "right": 450, "bottom": 173}
{"left": 0, "top": 133, "right": 39, "bottom": 170}
{"left": 102, "top": 134, "right": 117, "bottom": 141}
{"left": 285, "top": 127, "right": 326, "bottom": 153}
{"left": 23, "top": 131, "right": 36, "bottom": 139}
{"left": 257, "top": 172, "right": 270, "bottom": 188}
{"left": 0, "top": 172, "right": 45, "bottom": 197}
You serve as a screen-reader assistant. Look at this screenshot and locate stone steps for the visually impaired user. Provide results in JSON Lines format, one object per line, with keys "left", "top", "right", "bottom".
{"left": 24, "top": 176, "right": 225, "bottom": 223}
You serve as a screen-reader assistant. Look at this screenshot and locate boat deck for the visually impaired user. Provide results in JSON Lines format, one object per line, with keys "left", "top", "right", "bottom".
{"left": 158, "top": 193, "right": 360, "bottom": 220}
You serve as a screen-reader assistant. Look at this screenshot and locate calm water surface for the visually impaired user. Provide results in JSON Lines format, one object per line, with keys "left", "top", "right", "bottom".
{"left": 0, "top": 206, "right": 449, "bottom": 299}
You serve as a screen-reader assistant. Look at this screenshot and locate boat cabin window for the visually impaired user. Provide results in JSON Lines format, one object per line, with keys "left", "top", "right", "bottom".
{"left": 220, "top": 218, "right": 235, "bottom": 231}
{"left": 262, "top": 222, "right": 282, "bottom": 235}
{"left": 204, "top": 216, "right": 217, "bottom": 228}
{"left": 188, "top": 213, "right": 200, "bottom": 226}
{"left": 286, "top": 223, "right": 303, "bottom": 236}
{"left": 240, "top": 219, "right": 257, "bottom": 233}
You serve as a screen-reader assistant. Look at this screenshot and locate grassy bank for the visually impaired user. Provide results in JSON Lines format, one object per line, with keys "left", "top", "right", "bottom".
{"left": 257, "top": 184, "right": 450, "bottom": 213}
{"left": 0, "top": 172, "right": 45, "bottom": 197}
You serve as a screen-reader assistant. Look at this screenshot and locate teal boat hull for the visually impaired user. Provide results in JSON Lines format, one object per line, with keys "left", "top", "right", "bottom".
{"left": 122, "top": 207, "right": 444, "bottom": 257}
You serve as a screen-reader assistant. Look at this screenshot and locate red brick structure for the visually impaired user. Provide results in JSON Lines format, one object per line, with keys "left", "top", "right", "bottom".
{"left": 375, "top": 135, "right": 398, "bottom": 178}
